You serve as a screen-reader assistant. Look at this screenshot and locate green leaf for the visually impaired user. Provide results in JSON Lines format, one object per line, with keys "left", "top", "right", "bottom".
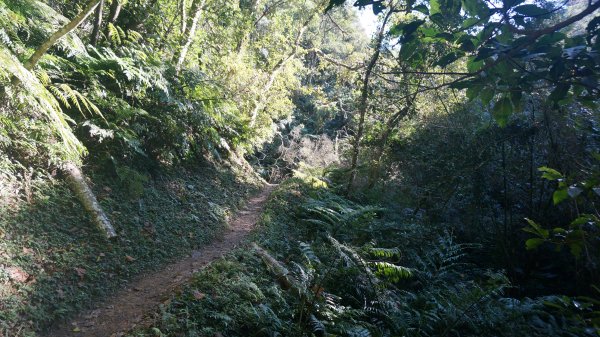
{"left": 525, "top": 218, "right": 549, "bottom": 238}
{"left": 525, "top": 238, "right": 545, "bottom": 250}
{"left": 466, "top": 86, "right": 480, "bottom": 101}
{"left": 538, "top": 166, "right": 563, "bottom": 181}
{"left": 480, "top": 87, "right": 494, "bottom": 104}
{"left": 549, "top": 84, "right": 570, "bottom": 102}
{"left": 513, "top": 4, "right": 548, "bottom": 17}
{"left": 430, "top": 0, "right": 441, "bottom": 15}
{"left": 467, "top": 57, "right": 483, "bottom": 73}
{"left": 413, "top": 4, "right": 429, "bottom": 14}
{"left": 570, "top": 214, "right": 597, "bottom": 227}
{"left": 492, "top": 96, "right": 512, "bottom": 127}
{"left": 569, "top": 243, "right": 583, "bottom": 257}
{"left": 434, "top": 51, "right": 464, "bottom": 67}
{"left": 553, "top": 188, "right": 569, "bottom": 205}
{"left": 462, "top": 0, "right": 489, "bottom": 17}
{"left": 461, "top": 17, "right": 480, "bottom": 29}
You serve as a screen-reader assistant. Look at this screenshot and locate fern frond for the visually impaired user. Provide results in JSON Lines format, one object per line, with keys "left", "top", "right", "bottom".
{"left": 369, "top": 262, "right": 412, "bottom": 282}
{"left": 107, "top": 23, "right": 122, "bottom": 45}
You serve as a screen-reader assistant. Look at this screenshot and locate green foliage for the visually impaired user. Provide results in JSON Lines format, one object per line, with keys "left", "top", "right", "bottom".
{"left": 131, "top": 178, "right": 595, "bottom": 337}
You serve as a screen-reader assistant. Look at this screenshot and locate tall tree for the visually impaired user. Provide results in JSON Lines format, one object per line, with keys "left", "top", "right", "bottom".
{"left": 175, "top": 0, "right": 207, "bottom": 73}
{"left": 346, "top": 3, "right": 395, "bottom": 194}
{"left": 90, "top": 0, "right": 105, "bottom": 46}
{"left": 249, "top": 11, "right": 317, "bottom": 127}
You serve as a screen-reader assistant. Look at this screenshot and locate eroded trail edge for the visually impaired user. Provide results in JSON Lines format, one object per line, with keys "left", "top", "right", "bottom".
{"left": 46, "top": 184, "right": 276, "bottom": 337}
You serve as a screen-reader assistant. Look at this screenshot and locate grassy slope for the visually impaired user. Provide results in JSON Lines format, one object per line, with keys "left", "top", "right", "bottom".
{"left": 0, "top": 161, "right": 262, "bottom": 336}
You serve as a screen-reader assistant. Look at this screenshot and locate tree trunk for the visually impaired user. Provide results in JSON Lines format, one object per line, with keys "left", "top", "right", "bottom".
{"left": 175, "top": 0, "right": 207, "bottom": 73}
{"left": 366, "top": 76, "right": 421, "bottom": 188}
{"left": 90, "top": 0, "right": 105, "bottom": 46}
{"left": 180, "top": 0, "right": 187, "bottom": 34}
{"left": 63, "top": 162, "right": 117, "bottom": 238}
{"left": 346, "top": 7, "right": 394, "bottom": 195}
{"left": 24, "top": 0, "right": 101, "bottom": 70}
{"left": 252, "top": 243, "right": 300, "bottom": 293}
{"left": 249, "top": 12, "right": 315, "bottom": 127}
{"left": 107, "top": 0, "right": 122, "bottom": 25}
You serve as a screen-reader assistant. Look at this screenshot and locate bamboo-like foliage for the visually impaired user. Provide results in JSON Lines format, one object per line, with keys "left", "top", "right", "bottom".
{"left": 0, "top": 47, "right": 84, "bottom": 161}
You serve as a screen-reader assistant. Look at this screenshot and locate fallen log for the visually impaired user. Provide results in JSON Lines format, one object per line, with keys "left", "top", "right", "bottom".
{"left": 63, "top": 162, "right": 117, "bottom": 238}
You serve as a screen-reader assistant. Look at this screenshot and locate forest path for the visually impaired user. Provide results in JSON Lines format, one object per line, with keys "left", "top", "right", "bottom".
{"left": 45, "top": 184, "right": 276, "bottom": 337}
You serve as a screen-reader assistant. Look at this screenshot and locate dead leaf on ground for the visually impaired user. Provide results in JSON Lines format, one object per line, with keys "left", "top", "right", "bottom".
{"left": 192, "top": 290, "right": 206, "bottom": 300}
{"left": 6, "top": 266, "right": 29, "bottom": 283}
{"left": 74, "top": 267, "right": 86, "bottom": 279}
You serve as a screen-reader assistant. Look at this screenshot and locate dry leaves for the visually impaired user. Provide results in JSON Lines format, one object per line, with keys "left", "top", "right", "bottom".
{"left": 6, "top": 266, "right": 29, "bottom": 283}
{"left": 74, "top": 267, "right": 87, "bottom": 280}
{"left": 192, "top": 290, "right": 205, "bottom": 300}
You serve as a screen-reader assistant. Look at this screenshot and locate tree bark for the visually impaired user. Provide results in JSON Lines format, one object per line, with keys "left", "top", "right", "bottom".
{"left": 107, "top": 0, "right": 122, "bottom": 25}
{"left": 252, "top": 243, "right": 300, "bottom": 293}
{"left": 366, "top": 76, "right": 421, "bottom": 188}
{"left": 63, "top": 162, "right": 117, "bottom": 238}
{"left": 180, "top": 0, "right": 187, "bottom": 34}
{"left": 24, "top": 0, "right": 101, "bottom": 70}
{"left": 175, "top": 0, "right": 207, "bottom": 73}
{"left": 346, "top": 6, "right": 394, "bottom": 195}
{"left": 90, "top": 0, "right": 105, "bottom": 46}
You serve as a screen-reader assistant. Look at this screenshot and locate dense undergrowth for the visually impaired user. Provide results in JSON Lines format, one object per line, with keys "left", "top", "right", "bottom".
{"left": 0, "top": 162, "right": 261, "bottom": 336}
{"left": 128, "top": 174, "right": 595, "bottom": 337}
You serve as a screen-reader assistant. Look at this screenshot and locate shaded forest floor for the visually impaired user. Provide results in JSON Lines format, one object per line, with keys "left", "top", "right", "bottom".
{"left": 45, "top": 184, "right": 275, "bottom": 337}
{"left": 0, "top": 162, "right": 262, "bottom": 336}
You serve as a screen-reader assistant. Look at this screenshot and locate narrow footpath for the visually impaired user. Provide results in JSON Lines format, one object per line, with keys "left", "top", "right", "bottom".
{"left": 45, "top": 184, "right": 276, "bottom": 337}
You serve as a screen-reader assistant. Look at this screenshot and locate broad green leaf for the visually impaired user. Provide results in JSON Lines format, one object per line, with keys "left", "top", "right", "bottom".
{"left": 413, "top": 4, "right": 429, "bottom": 14}
{"left": 492, "top": 96, "right": 512, "bottom": 126}
{"left": 461, "top": 17, "right": 480, "bottom": 29}
{"left": 466, "top": 57, "right": 483, "bottom": 73}
{"left": 466, "top": 86, "right": 480, "bottom": 101}
{"left": 525, "top": 218, "right": 549, "bottom": 238}
{"left": 513, "top": 4, "right": 548, "bottom": 17}
{"left": 525, "top": 238, "right": 545, "bottom": 250}
{"left": 430, "top": 0, "right": 441, "bottom": 15}
{"left": 553, "top": 188, "right": 569, "bottom": 205}
{"left": 434, "top": 51, "right": 464, "bottom": 67}
{"left": 480, "top": 87, "right": 494, "bottom": 104}
{"left": 569, "top": 243, "right": 583, "bottom": 257}
{"left": 538, "top": 166, "right": 562, "bottom": 180}
{"left": 549, "top": 84, "right": 570, "bottom": 102}
{"left": 462, "top": 0, "right": 488, "bottom": 17}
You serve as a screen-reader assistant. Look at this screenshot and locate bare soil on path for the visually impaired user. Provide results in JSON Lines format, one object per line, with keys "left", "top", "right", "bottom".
{"left": 45, "top": 184, "right": 276, "bottom": 337}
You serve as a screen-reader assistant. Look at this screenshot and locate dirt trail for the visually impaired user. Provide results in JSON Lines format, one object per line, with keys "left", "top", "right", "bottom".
{"left": 45, "top": 184, "right": 276, "bottom": 337}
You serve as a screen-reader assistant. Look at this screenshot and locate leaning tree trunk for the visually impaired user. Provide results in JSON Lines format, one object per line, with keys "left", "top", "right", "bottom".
{"left": 346, "top": 6, "right": 394, "bottom": 196}
{"left": 175, "top": 0, "right": 207, "bottom": 73}
{"left": 23, "top": 0, "right": 101, "bottom": 70}
{"left": 63, "top": 163, "right": 117, "bottom": 238}
{"left": 90, "top": 0, "right": 105, "bottom": 46}
{"left": 21, "top": 0, "right": 117, "bottom": 238}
